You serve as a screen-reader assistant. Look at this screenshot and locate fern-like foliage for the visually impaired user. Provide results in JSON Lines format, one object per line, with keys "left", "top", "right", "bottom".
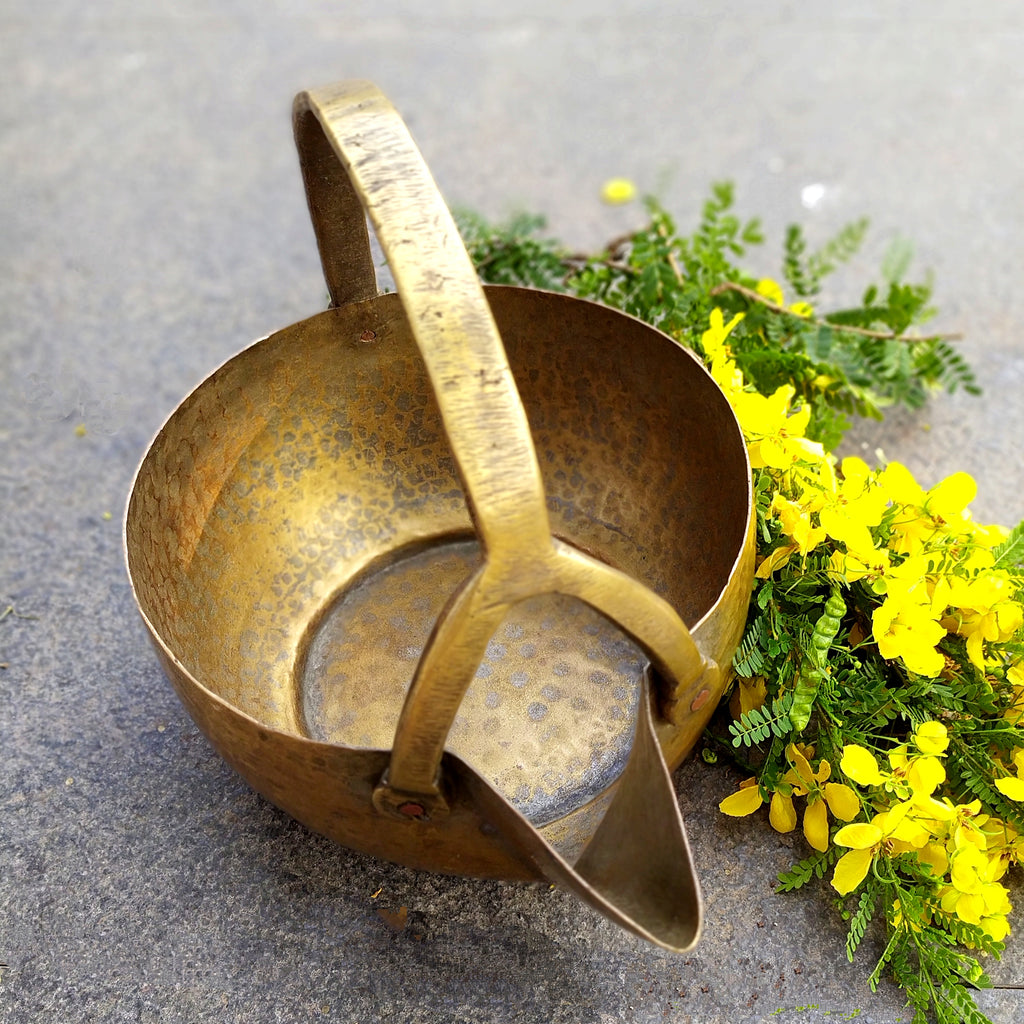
{"left": 776, "top": 845, "right": 840, "bottom": 893}
{"left": 942, "top": 917, "right": 1005, "bottom": 961}
{"left": 466, "top": 185, "right": 972, "bottom": 455}
{"left": 887, "top": 931, "right": 994, "bottom": 1024}
{"left": 455, "top": 210, "right": 570, "bottom": 290}
{"left": 867, "top": 927, "right": 904, "bottom": 993}
{"left": 782, "top": 224, "right": 817, "bottom": 298}
{"left": 461, "top": 187, "right": 1013, "bottom": 1024}
{"left": 728, "top": 693, "right": 794, "bottom": 748}
{"left": 687, "top": 181, "right": 765, "bottom": 289}
{"left": 929, "top": 982, "right": 994, "bottom": 1024}
{"left": 913, "top": 338, "right": 982, "bottom": 397}
{"left": 784, "top": 219, "right": 870, "bottom": 298}
{"left": 732, "top": 613, "right": 768, "bottom": 677}
{"left": 993, "top": 517, "right": 1024, "bottom": 570}
{"left": 846, "top": 889, "right": 878, "bottom": 962}
{"left": 812, "top": 218, "right": 871, "bottom": 283}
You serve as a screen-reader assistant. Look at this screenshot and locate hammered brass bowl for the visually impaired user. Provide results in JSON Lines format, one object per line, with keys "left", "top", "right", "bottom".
{"left": 125, "top": 81, "right": 754, "bottom": 952}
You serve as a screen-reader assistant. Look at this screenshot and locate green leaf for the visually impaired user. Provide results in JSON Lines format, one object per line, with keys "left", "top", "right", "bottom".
{"left": 776, "top": 846, "right": 839, "bottom": 892}
{"left": 810, "top": 217, "right": 870, "bottom": 283}
{"left": 456, "top": 209, "right": 570, "bottom": 290}
{"left": 728, "top": 693, "right": 794, "bottom": 748}
{"left": 956, "top": 756, "right": 1024, "bottom": 831}
{"left": 846, "top": 889, "right": 877, "bottom": 961}
{"left": 881, "top": 235, "right": 915, "bottom": 284}
{"left": 783, "top": 224, "right": 816, "bottom": 298}
{"left": 913, "top": 338, "right": 982, "bottom": 397}
{"left": 732, "top": 614, "right": 768, "bottom": 677}
{"left": 993, "top": 518, "right": 1024, "bottom": 569}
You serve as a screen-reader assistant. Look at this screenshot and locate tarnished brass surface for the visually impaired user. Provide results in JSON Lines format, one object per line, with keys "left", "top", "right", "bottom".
{"left": 125, "top": 80, "right": 754, "bottom": 951}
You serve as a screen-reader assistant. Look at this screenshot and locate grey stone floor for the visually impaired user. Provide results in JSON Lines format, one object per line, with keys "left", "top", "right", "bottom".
{"left": 2, "top": 2, "right": 1023, "bottom": 1022}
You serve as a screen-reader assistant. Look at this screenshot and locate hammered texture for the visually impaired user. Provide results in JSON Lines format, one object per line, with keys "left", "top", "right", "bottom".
{"left": 300, "top": 538, "right": 645, "bottom": 827}
{"left": 126, "top": 286, "right": 753, "bottom": 872}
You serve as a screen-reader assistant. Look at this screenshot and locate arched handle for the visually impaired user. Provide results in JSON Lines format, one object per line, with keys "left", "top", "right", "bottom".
{"left": 293, "top": 82, "right": 712, "bottom": 819}
{"left": 294, "top": 81, "right": 552, "bottom": 558}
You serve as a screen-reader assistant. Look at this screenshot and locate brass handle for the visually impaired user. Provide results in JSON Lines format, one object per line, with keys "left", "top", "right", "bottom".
{"left": 295, "top": 81, "right": 552, "bottom": 557}
{"left": 293, "top": 82, "right": 711, "bottom": 818}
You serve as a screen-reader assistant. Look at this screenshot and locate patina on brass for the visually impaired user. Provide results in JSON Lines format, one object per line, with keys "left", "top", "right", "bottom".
{"left": 125, "top": 80, "right": 755, "bottom": 952}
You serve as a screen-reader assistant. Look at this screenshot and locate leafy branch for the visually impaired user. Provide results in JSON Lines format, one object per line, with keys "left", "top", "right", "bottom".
{"left": 461, "top": 184, "right": 1020, "bottom": 1024}
{"left": 707, "top": 279, "right": 963, "bottom": 345}
{"left": 728, "top": 694, "right": 795, "bottom": 748}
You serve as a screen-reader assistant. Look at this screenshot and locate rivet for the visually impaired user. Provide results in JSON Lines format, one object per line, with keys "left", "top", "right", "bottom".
{"left": 398, "top": 801, "right": 425, "bottom": 819}
{"left": 690, "top": 688, "right": 712, "bottom": 712}
{"left": 359, "top": 329, "right": 377, "bottom": 342}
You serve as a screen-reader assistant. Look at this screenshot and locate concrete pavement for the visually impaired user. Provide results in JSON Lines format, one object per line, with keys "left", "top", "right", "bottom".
{"left": 2, "top": 3, "right": 1023, "bottom": 1021}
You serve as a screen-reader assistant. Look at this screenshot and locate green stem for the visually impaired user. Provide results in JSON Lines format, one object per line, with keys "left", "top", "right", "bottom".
{"left": 708, "top": 279, "right": 962, "bottom": 344}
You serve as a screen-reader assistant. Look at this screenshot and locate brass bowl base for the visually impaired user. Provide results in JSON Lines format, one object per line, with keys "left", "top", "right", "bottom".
{"left": 295, "top": 535, "right": 644, "bottom": 843}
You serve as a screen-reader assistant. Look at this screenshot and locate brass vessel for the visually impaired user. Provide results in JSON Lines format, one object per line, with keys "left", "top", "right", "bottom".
{"left": 125, "top": 81, "right": 755, "bottom": 952}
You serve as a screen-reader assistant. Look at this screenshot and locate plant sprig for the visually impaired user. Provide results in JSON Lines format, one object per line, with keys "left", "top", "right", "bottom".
{"left": 461, "top": 186, "right": 1022, "bottom": 1024}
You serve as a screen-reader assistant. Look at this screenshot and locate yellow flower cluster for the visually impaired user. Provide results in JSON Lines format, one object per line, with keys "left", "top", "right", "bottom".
{"left": 708, "top": 293, "right": 1024, "bottom": 942}
{"left": 834, "top": 723, "right": 1020, "bottom": 943}
{"left": 701, "top": 297, "right": 1020, "bottom": 680}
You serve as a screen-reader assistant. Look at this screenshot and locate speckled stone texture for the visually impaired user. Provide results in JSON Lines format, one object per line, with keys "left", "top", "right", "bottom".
{"left": 2, "top": 2, "right": 1023, "bottom": 1022}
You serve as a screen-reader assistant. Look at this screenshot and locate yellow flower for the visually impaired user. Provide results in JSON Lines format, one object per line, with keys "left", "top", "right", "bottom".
{"left": 881, "top": 464, "right": 979, "bottom": 555}
{"left": 756, "top": 278, "right": 785, "bottom": 305}
{"left": 887, "top": 746, "right": 948, "bottom": 804}
{"left": 753, "top": 278, "right": 815, "bottom": 317}
{"left": 770, "top": 789, "right": 798, "bottom": 833}
{"left": 841, "top": 744, "right": 887, "bottom": 786}
{"left": 942, "top": 571, "right": 1024, "bottom": 670}
{"left": 994, "top": 748, "right": 1024, "bottom": 802}
{"left": 872, "top": 590, "right": 947, "bottom": 677}
{"left": 719, "top": 777, "right": 764, "bottom": 817}
{"left": 945, "top": 799, "right": 990, "bottom": 853}
{"left": 927, "top": 471, "right": 979, "bottom": 528}
{"left": 995, "top": 777, "right": 1024, "bottom": 802}
{"left": 701, "top": 307, "right": 744, "bottom": 355}
{"left": 828, "top": 545, "right": 891, "bottom": 585}
{"left": 729, "top": 674, "right": 768, "bottom": 720}
{"left": 771, "top": 493, "right": 827, "bottom": 555}
{"left": 916, "top": 841, "right": 950, "bottom": 879}
{"left": 949, "top": 844, "right": 999, "bottom": 897}
{"left": 755, "top": 543, "right": 799, "bottom": 578}
{"left": 832, "top": 803, "right": 929, "bottom": 895}
{"left": 731, "top": 385, "right": 826, "bottom": 470}
{"left": 779, "top": 744, "right": 860, "bottom": 852}
{"left": 913, "top": 720, "right": 950, "bottom": 756}
{"left": 980, "top": 914, "right": 1012, "bottom": 943}
{"left": 700, "top": 308, "right": 747, "bottom": 399}
{"left": 816, "top": 457, "right": 889, "bottom": 557}
{"left": 971, "top": 522, "right": 1010, "bottom": 549}
{"left": 878, "top": 460, "right": 927, "bottom": 507}
{"left": 1007, "top": 659, "right": 1024, "bottom": 724}
{"left": 718, "top": 746, "right": 860, "bottom": 852}
{"left": 841, "top": 741, "right": 948, "bottom": 810}
{"left": 982, "top": 817, "right": 1024, "bottom": 877}
{"left": 600, "top": 177, "right": 636, "bottom": 204}
{"left": 937, "top": 844, "right": 1013, "bottom": 939}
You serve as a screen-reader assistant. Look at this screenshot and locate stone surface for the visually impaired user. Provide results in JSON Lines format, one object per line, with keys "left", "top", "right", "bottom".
{"left": 2, "top": 2, "right": 1023, "bottom": 1022}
